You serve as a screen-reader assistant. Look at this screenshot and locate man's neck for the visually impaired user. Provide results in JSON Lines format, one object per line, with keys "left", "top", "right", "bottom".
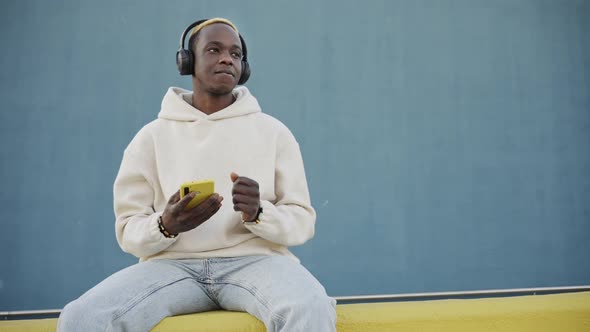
{"left": 192, "top": 88, "right": 235, "bottom": 115}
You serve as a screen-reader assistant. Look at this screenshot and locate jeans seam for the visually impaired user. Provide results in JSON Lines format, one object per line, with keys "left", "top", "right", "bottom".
{"left": 216, "top": 278, "right": 287, "bottom": 325}
{"left": 110, "top": 276, "right": 193, "bottom": 322}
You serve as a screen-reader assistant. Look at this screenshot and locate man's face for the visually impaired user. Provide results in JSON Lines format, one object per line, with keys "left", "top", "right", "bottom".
{"left": 193, "top": 23, "right": 243, "bottom": 95}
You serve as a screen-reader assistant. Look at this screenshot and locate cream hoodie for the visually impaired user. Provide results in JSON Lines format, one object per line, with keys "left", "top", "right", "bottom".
{"left": 114, "top": 86, "right": 316, "bottom": 262}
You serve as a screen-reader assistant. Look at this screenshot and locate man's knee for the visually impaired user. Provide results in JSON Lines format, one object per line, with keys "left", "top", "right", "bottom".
{"left": 58, "top": 298, "right": 111, "bottom": 332}
{"left": 58, "top": 300, "right": 87, "bottom": 331}
{"left": 301, "top": 294, "right": 336, "bottom": 317}
{"left": 278, "top": 293, "right": 337, "bottom": 326}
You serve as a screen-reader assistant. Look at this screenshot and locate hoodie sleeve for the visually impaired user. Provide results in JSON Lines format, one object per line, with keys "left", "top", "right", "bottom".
{"left": 114, "top": 147, "right": 177, "bottom": 259}
{"left": 243, "top": 127, "right": 316, "bottom": 246}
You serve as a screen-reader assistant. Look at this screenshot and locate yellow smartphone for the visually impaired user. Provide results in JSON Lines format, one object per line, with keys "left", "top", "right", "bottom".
{"left": 179, "top": 179, "right": 215, "bottom": 210}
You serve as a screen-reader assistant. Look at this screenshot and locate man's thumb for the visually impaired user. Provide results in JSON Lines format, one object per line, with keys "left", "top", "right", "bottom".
{"left": 230, "top": 172, "right": 239, "bottom": 182}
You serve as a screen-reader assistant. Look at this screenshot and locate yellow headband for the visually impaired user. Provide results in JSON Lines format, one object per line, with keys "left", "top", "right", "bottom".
{"left": 189, "top": 18, "right": 239, "bottom": 39}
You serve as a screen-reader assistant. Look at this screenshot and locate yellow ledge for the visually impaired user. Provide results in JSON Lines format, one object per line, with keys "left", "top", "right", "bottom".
{"left": 2, "top": 291, "right": 589, "bottom": 331}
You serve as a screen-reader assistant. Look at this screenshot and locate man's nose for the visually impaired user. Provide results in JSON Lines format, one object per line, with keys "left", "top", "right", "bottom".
{"left": 218, "top": 50, "right": 233, "bottom": 65}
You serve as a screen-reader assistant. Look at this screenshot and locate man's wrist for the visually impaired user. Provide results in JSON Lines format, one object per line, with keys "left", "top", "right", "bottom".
{"left": 158, "top": 215, "right": 178, "bottom": 238}
{"left": 243, "top": 206, "right": 263, "bottom": 224}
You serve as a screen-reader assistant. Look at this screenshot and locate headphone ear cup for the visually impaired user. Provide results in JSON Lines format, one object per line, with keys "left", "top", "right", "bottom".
{"left": 176, "top": 49, "right": 194, "bottom": 76}
{"left": 238, "top": 60, "right": 250, "bottom": 85}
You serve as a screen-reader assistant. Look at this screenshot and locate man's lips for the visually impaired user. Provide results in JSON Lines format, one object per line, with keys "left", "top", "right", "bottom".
{"left": 214, "top": 70, "right": 235, "bottom": 77}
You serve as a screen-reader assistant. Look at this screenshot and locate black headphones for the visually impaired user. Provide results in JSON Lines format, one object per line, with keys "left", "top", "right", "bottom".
{"left": 176, "top": 19, "right": 251, "bottom": 85}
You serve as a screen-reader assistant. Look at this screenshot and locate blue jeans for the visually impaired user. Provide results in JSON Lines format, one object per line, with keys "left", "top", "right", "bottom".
{"left": 57, "top": 255, "right": 336, "bottom": 331}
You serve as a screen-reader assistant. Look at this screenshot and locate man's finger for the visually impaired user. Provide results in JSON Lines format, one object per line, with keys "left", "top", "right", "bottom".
{"left": 174, "top": 191, "right": 197, "bottom": 212}
{"left": 202, "top": 200, "right": 223, "bottom": 219}
{"left": 232, "top": 193, "right": 258, "bottom": 206}
{"left": 187, "top": 194, "right": 222, "bottom": 216}
{"left": 233, "top": 202, "right": 256, "bottom": 215}
{"left": 230, "top": 172, "right": 239, "bottom": 183}
{"left": 232, "top": 185, "right": 259, "bottom": 197}
{"left": 186, "top": 201, "right": 223, "bottom": 229}
{"left": 168, "top": 190, "right": 181, "bottom": 204}
{"left": 232, "top": 176, "right": 258, "bottom": 188}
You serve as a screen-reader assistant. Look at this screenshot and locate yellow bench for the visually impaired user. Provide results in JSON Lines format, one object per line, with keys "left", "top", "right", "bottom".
{"left": 2, "top": 291, "right": 589, "bottom": 331}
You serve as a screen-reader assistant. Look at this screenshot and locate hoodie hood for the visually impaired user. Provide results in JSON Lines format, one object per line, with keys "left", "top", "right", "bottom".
{"left": 158, "top": 86, "right": 261, "bottom": 122}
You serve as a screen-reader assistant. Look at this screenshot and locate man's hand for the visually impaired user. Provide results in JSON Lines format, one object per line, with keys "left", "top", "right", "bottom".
{"left": 161, "top": 190, "right": 223, "bottom": 235}
{"left": 230, "top": 172, "right": 261, "bottom": 222}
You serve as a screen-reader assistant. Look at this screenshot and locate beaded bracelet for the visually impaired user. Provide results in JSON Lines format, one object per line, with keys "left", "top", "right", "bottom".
{"left": 158, "top": 215, "right": 178, "bottom": 238}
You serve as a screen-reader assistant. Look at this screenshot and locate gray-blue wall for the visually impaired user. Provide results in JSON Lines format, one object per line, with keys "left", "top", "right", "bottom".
{"left": 1, "top": 0, "right": 589, "bottom": 311}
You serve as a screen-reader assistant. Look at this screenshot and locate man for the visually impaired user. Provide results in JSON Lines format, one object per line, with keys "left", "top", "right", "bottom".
{"left": 58, "top": 18, "right": 336, "bottom": 331}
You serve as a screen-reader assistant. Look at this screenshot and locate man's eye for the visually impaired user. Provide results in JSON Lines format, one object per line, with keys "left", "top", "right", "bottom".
{"left": 231, "top": 52, "right": 242, "bottom": 59}
{"left": 207, "top": 48, "right": 219, "bottom": 53}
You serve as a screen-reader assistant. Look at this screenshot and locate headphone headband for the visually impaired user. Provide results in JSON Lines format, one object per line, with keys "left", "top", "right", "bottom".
{"left": 179, "top": 20, "right": 206, "bottom": 51}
